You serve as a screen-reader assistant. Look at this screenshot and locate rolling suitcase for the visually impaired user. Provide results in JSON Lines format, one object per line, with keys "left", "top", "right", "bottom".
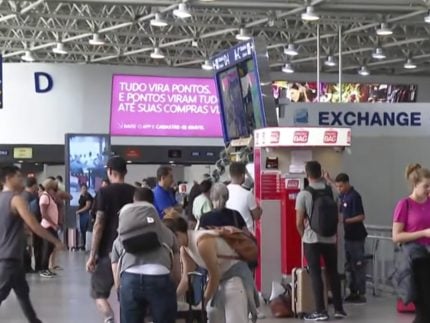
{"left": 67, "top": 228, "right": 78, "bottom": 251}
{"left": 177, "top": 270, "right": 207, "bottom": 323}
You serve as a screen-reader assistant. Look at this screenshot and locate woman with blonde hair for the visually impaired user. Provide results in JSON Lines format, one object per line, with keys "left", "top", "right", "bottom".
{"left": 392, "top": 164, "right": 430, "bottom": 323}
{"left": 39, "top": 178, "right": 60, "bottom": 278}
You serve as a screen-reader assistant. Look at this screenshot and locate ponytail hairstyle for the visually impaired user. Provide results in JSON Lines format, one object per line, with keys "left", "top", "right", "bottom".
{"left": 405, "top": 163, "right": 430, "bottom": 187}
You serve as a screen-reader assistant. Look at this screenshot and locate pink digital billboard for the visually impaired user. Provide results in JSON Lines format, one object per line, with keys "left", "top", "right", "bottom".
{"left": 110, "top": 75, "right": 222, "bottom": 137}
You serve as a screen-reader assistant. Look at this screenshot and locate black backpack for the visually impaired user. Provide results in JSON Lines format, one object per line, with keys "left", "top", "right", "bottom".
{"left": 305, "top": 185, "right": 338, "bottom": 237}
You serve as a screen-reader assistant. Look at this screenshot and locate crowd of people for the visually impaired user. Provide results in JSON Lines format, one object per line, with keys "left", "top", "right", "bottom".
{"left": 1, "top": 157, "right": 430, "bottom": 323}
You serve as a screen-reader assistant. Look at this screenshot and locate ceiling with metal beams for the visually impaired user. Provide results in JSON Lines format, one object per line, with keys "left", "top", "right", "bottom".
{"left": 2, "top": 0, "right": 430, "bottom": 75}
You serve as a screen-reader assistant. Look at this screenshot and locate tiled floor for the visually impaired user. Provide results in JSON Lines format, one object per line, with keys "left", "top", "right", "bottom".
{"left": 0, "top": 252, "right": 414, "bottom": 323}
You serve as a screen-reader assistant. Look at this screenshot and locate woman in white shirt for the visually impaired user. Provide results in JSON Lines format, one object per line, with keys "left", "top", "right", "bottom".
{"left": 164, "top": 217, "right": 257, "bottom": 323}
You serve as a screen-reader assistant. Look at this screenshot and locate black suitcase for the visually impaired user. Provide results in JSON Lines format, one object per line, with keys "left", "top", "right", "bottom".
{"left": 177, "top": 270, "right": 207, "bottom": 323}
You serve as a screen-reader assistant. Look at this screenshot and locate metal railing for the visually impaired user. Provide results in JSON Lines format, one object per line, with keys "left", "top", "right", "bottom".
{"left": 364, "top": 225, "right": 395, "bottom": 295}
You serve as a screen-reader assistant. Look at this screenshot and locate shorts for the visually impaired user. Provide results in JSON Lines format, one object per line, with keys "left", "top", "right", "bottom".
{"left": 90, "top": 256, "right": 114, "bottom": 299}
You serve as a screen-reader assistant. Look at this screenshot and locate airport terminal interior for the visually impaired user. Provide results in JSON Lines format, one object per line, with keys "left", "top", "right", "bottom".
{"left": 1, "top": 0, "right": 430, "bottom": 322}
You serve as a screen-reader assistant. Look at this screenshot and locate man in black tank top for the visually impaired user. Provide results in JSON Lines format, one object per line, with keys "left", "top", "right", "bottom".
{"left": 0, "top": 166, "right": 64, "bottom": 323}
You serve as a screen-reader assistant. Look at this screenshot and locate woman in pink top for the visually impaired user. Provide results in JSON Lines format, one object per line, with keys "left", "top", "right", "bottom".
{"left": 39, "top": 178, "right": 59, "bottom": 278}
{"left": 393, "top": 164, "right": 430, "bottom": 323}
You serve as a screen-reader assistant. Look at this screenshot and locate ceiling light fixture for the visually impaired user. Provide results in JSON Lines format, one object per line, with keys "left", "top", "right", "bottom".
{"left": 21, "top": 50, "right": 35, "bottom": 62}
{"left": 89, "top": 33, "right": 105, "bottom": 46}
{"left": 150, "top": 47, "right": 165, "bottom": 59}
{"left": 191, "top": 39, "right": 199, "bottom": 48}
{"left": 236, "top": 28, "right": 251, "bottom": 41}
{"left": 324, "top": 55, "right": 337, "bottom": 67}
{"left": 404, "top": 58, "right": 417, "bottom": 69}
{"left": 52, "top": 42, "right": 67, "bottom": 55}
{"left": 372, "top": 47, "right": 386, "bottom": 60}
{"left": 376, "top": 23, "right": 393, "bottom": 36}
{"left": 358, "top": 66, "right": 370, "bottom": 76}
{"left": 282, "top": 63, "right": 294, "bottom": 74}
{"left": 301, "top": 6, "right": 320, "bottom": 21}
{"left": 284, "top": 43, "right": 298, "bottom": 56}
{"left": 150, "top": 13, "right": 168, "bottom": 27}
{"left": 425, "top": 11, "right": 430, "bottom": 23}
{"left": 201, "top": 60, "right": 213, "bottom": 71}
{"left": 173, "top": 3, "right": 192, "bottom": 19}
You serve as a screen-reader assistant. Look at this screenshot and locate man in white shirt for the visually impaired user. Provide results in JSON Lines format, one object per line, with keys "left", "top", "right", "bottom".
{"left": 226, "top": 162, "right": 262, "bottom": 232}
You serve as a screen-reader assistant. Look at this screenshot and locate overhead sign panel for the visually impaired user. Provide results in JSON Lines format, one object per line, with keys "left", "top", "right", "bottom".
{"left": 110, "top": 75, "right": 222, "bottom": 138}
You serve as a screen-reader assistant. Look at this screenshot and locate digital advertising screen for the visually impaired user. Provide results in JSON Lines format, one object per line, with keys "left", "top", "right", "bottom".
{"left": 110, "top": 75, "right": 222, "bottom": 138}
{"left": 273, "top": 81, "right": 417, "bottom": 104}
{"left": 65, "top": 134, "right": 110, "bottom": 206}
{"left": 216, "top": 59, "right": 266, "bottom": 142}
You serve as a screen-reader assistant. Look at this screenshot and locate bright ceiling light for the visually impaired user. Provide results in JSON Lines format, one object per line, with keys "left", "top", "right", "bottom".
{"left": 358, "top": 66, "right": 370, "bottom": 76}
{"left": 201, "top": 60, "right": 213, "bottom": 71}
{"left": 191, "top": 39, "right": 199, "bottom": 48}
{"left": 150, "top": 13, "right": 168, "bottom": 27}
{"left": 404, "top": 58, "right": 417, "bottom": 69}
{"left": 301, "top": 6, "right": 319, "bottom": 21}
{"left": 425, "top": 11, "right": 430, "bottom": 23}
{"left": 236, "top": 28, "right": 251, "bottom": 41}
{"left": 284, "top": 43, "right": 298, "bottom": 56}
{"left": 150, "top": 47, "right": 165, "bottom": 59}
{"left": 376, "top": 23, "right": 393, "bottom": 36}
{"left": 173, "top": 3, "right": 192, "bottom": 19}
{"left": 282, "top": 63, "right": 294, "bottom": 74}
{"left": 372, "top": 47, "right": 386, "bottom": 60}
{"left": 324, "top": 55, "right": 337, "bottom": 67}
{"left": 89, "top": 33, "right": 105, "bottom": 46}
{"left": 21, "top": 50, "right": 35, "bottom": 62}
{"left": 52, "top": 42, "right": 67, "bottom": 55}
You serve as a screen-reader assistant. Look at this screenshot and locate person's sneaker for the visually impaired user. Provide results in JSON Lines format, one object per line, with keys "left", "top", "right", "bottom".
{"left": 104, "top": 317, "right": 114, "bottom": 323}
{"left": 304, "top": 312, "right": 329, "bottom": 321}
{"left": 334, "top": 310, "right": 348, "bottom": 319}
{"left": 39, "top": 270, "right": 55, "bottom": 278}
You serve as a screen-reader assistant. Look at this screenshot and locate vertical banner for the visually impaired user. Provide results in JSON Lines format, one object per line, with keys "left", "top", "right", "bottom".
{"left": 0, "top": 55, "right": 3, "bottom": 109}
{"left": 64, "top": 134, "right": 111, "bottom": 229}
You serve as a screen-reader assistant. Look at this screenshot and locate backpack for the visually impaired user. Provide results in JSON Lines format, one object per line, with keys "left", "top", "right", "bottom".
{"left": 118, "top": 202, "right": 165, "bottom": 254}
{"left": 201, "top": 226, "right": 258, "bottom": 263}
{"left": 305, "top": 185, "right": 338, "bottom": 237}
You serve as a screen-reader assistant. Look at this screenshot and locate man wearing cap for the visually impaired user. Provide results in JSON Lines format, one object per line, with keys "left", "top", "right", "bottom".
{"left": 86, "top": 156, "right": 135, "bottom": 323}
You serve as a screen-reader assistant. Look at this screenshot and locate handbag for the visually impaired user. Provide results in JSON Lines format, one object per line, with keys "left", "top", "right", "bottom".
{"left": 269, "top": 284, "right": 293, "bottom": 318}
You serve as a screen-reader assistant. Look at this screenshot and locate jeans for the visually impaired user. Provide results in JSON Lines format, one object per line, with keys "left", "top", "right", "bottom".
{"left": 79, "top": 212, "right": 90, "bottom": 248}
{"left": 206, "top": 276, "right": 248, "bottom": 323}
{"left": 120, "top": 272, "right": 177, "bottom": 323}
{"left": 304, "top": 243, "right": 343, "bottom": 313}
{"left": 345, "top": 239, "right": 366, "bottom": 295}
{"left": 41, "top": 227, "right": 57, "bottom": 271}
{"left": 0, "top": 260, "right": 42, "bottom": 323}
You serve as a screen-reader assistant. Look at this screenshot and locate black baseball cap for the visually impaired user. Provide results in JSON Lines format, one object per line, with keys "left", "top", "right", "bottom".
{"left": 106, "top": 156, "right": 127, "bottom": 174}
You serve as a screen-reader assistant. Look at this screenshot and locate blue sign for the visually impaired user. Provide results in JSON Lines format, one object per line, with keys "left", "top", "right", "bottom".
{"left": 34, "top": 72, "right": 53, "bottom": 93}
{"left": 212, "top": 40, "right": 254, "bottom": 71}
{"left": 319, "top": 111, "right": 422, "bottom": 127}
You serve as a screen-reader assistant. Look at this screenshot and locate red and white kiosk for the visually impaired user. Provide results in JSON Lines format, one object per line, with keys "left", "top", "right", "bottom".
{"left": 253, "top": 127, "right": 351, "bottom": 296}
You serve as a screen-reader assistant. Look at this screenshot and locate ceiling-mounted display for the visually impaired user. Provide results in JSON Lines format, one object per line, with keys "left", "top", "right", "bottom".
{"left": 273, "top": 81, "right": 417, "bottom": 103}
{"left": 110, "top": 75, "right": 222, "bottom": 137}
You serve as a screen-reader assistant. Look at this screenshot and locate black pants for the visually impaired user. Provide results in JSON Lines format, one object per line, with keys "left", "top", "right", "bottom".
{"left": 0, "top": 260, "right": 42, "bottom": 323}
{"left": 304, "top": 243, "right": 343, "bottom": 313}
{"left": 413, "top": 257, "right": 430, "bottom": 323}
{"left": 41, "top": 228, "right": 57, "bottom": 271}
{"left": 33, "top": 235, "right": 43, "bottom": 272}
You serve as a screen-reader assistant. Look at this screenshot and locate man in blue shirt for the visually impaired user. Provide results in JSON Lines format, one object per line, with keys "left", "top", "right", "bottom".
{"left": 153, "top": 166, "right": 181, "bottom": 218}
{"left": 335, "top": 173, "right": 368, "bottom": 304}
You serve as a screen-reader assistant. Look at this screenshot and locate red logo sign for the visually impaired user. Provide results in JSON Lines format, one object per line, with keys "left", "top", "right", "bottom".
{"left": 323, "top": 130, "right": 338, "bottom": 144}
{"left": 347, "top": 130, "right": 351, "bottom": 144}
{"left": 286, "top": 179, "right": 300, "bottom": 189}
{"left": 293, "top": 131, "right": 309, "bottom": 144}
{"left": 270, "top": 131, "right": 280, "bottom": 144}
